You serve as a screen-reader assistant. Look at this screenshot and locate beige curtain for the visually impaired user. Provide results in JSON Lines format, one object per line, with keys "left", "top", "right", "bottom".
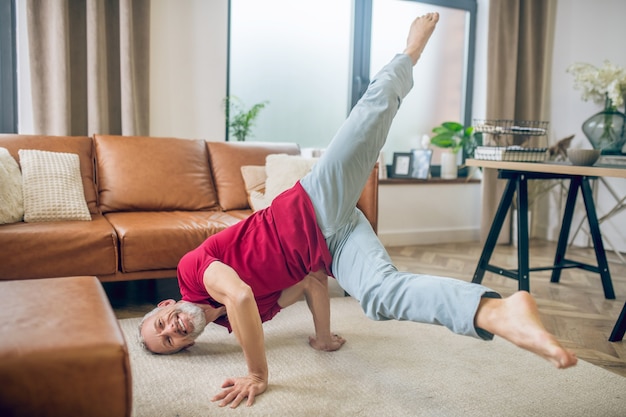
{"left": 26, "top": 0, "right": 150, "bottom": 136}
{"left": 480, "top": 0, "right": 557, "bottom": 242}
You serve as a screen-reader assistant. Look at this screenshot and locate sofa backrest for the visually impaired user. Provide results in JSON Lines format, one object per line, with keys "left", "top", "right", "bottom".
{"left": 0, "top": 134, "right": 99, "bottom": 214}
{"left": 206, "top": 141, "right": 301, "bottom": 211}
{"left": 94, "top": 135, "right": 219, "bottom": 213}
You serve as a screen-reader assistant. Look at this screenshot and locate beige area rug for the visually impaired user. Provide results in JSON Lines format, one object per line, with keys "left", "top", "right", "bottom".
{"left": 119, "top": 297, "right": 626, "bottom": 417}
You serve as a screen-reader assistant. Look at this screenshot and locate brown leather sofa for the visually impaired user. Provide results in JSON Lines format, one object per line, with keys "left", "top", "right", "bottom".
{"left": 0, "top": 134, "right": 378, "bottom": 282}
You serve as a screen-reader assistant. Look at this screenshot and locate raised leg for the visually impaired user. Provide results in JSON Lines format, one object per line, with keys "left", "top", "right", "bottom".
{"left": 300, "top": 13, "right": 439, "bottom": 238}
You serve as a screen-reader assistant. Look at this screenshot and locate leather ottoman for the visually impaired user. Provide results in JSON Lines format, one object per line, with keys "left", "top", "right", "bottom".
{"left": 0, "top": 276, "right": 132, "bottom": 417}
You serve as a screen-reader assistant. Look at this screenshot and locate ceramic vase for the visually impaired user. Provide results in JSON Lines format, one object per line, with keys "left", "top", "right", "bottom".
{"left": 440, "top": 150, "right": 458, "bottom": 179}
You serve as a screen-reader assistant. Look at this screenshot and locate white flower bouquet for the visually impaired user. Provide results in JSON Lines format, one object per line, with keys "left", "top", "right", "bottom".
{"left": 566, "top": 60, "right": 626, "bottom": 109}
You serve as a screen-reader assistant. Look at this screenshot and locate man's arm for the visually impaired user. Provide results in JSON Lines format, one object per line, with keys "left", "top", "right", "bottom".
{"left": 304, "top": 273, "right": 346, "bottom": 351}
{"left": 279, "top": 272, "right": 346, "bottom": 351}
{"left": 202, "top": 261, "right": 268, "bottom": 408}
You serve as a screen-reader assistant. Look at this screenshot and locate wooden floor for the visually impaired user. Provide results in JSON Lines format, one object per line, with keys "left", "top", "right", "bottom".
{"left": 106, "top": 239, "right": 626, "bottom": 378}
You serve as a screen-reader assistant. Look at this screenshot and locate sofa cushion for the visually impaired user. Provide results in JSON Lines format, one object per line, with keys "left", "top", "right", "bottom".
{"left": 0, "top": 214, "right": 118, "bottom": 280}
{"left": 19, "top": 149, "right": 92, "bottom": 222}
{"left": 0, "top": 276, "right": 131, "bottom": 417}
{"left": 105, "top": 210, "right": 250, "bottom": 273}
{"left": 240, "top": 154, "right": 318, "bottom": 211}
{"left": 0, "top": 147, "right": 24, "bottom": 224}
{"left": 265, "top": 153, "right": 318, "bottom": 203}
{"left": 0, "top": 134, "right": 99, "bottom": 214}
{"left": 239, "top": 165, "right": 267, "bottom": 211}
{"left": 206, "top": 141, "right": 300, "bottom": 210}
{"left": 95, "top": 135, "right": 218, "bottom": 213}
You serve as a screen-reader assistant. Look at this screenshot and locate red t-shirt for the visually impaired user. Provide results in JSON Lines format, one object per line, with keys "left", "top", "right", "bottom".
{"left": 177, "top": 182, "right": 333, "bottom": 331}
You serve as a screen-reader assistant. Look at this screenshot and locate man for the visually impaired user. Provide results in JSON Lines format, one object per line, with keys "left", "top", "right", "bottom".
{"left": 139, "top": 13, "right": 577, "bottom": 409}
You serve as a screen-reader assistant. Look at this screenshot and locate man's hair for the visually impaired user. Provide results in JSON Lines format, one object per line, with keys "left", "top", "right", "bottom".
{"left": 137, "top": 306, "right": 161, "bottom": 353}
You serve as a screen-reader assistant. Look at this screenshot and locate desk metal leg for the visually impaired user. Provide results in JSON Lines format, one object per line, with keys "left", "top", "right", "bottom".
{"left": 515, "top": 174, "right": 530, "bottom": 292}
{"left": 551, "top": 177, "right": 615, "bottom": 299}
{"left": 551, "top": 177, "right": 580, "bottom": 284}
{"left": 472, "top": 176, "right": 517, "bottom": 285}
{"left": 580, "top": 178, "right": 615, "bottom": 299}
{"left": 609, "top": 301, "right": 626, "bottom": 342}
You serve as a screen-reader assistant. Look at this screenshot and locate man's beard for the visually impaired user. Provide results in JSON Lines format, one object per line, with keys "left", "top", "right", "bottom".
{"left": 178, "top": 302, "right": 207, "bottom": 339}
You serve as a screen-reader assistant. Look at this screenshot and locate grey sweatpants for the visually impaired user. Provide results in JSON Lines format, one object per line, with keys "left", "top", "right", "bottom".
{"left": 300, "top": 53, "right": 499, "bottom": 340}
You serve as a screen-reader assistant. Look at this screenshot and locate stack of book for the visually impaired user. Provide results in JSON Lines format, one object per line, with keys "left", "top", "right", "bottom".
{"left": 474, "top": 146, "right": 549, "bottom": 162}
{"left": 598, "top": 155, "right": 626, "bottom": 166}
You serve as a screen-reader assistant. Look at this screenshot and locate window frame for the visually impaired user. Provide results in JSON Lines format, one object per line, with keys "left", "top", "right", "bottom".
{"left": 0, "top": 0, "right": 17, "bottom": 133}
{"left": 351, "top": 0, "right": 477, "bottom": 127}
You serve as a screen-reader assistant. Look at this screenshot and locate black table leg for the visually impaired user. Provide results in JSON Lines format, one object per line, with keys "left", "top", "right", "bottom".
{"left": 609, "top": 301, "right": 626, "bottom": 342}
{"left": 580, "top": 177, "right": 615, "bottom": 299}
{"left": 515, "top": 174, "right": 530, "bottom": 292}
{"left": 472, "top": 175, "right": 517, "bottom": 285}
{"left": 551, "top": 177, "right": 580, "bottom": 284}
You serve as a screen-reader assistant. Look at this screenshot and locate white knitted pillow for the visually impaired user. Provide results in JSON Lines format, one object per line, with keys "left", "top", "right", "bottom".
{"left": 239, "top": 155, "right": 319, "bottom": 212}
{"left": 0, "top": 147, "right": 24, "bottom": 224}
{"left": 240, "top": 165, "right": 269, "bottom": 211}
{"left": 264, "top": 154, "right": 318, "bottom": 202}
{"left": 18, "top": 149, "right": 91, "bottom": 222}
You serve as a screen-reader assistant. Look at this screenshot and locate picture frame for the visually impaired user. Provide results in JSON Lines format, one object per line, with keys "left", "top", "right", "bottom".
{"left": 410, "top": 149, "right": 433, "bottom": 179}
{"left": 391, "top": 152, "right": 412, "bottom": 178}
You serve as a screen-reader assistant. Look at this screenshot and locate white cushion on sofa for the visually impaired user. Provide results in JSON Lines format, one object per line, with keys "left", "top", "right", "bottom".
{"left": 0, "top": 147, "right": 24, "bottom": 224}
{"left": 19, "top": 149, "right": 91, "bottom": 222}
{"left": 240, "top": 154, "right": 318, "bottom": 211}
{"left": 240, "top": 165, "right": 268, "bottom": 211}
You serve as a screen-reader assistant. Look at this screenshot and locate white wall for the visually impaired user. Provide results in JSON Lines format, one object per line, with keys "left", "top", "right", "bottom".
{"left": 547, "top": 0, "right": 626, "bottom": 252}
{"left": 378, "top": 182, "right": 482, "bottom": 246}
{"left": 150, "top": 0, "right": 228, "bottom": 140}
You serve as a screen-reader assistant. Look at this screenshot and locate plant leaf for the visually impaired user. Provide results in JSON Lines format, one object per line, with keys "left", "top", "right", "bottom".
{"left": 430, "top": 134, "right": 456, "bottom": 148}
{"left": 442, "top": 121, "right": 463, "bottom": 132}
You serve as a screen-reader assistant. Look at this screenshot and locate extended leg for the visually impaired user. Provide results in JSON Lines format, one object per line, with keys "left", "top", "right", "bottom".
{"left": 333, "top": 212, "right": 578, "bottom": 369}
{"left": 332, "top": 211, "right": 497, "bottom": 340}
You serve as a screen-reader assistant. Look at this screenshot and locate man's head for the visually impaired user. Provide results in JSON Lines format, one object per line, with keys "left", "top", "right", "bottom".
{"left": 138, "top": 299, "right": 207, "bottom": 354}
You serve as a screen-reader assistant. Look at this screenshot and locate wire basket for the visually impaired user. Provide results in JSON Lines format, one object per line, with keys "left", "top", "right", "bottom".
{"left": 473, "top": 119, "right": 549, "bottom": 136}
{"left": 473, "top": 119, "right": 549, "bottom": 147}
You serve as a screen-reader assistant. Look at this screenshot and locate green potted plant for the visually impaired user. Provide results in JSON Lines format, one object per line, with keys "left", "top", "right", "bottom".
{"left": 428, "top": 121, "right": 482, "bottom": 179}
{"left": 429, "top": 121, "right": 482, "bottom": 159}
{"left": 223, "top": 96, "right": 269, "bottom": 141}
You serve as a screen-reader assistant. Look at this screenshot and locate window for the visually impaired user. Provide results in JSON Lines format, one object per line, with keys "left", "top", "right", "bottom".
{"left": 228, "top": 0, "right": 352, "bottom": 148}
{"left": 228, "top": 0, "right": 477, "bottom": 160}
{"left": 0, "top": 0, "right": 17, "bottom": 133}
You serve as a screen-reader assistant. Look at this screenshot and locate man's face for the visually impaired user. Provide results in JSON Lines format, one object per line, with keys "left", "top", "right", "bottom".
{"left": 140, "top": 300, "right": 207, "bottom": 354}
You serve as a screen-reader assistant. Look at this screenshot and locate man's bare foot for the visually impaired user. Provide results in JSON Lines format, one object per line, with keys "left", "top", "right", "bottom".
{"left": 403, "top": 12, "right": 439, "bottom": 65}
{"left": 475, "top": 291, "right": 578, "bottom": 369}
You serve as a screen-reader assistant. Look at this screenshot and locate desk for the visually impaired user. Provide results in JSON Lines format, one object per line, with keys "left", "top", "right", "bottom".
{"left": 466, "top": 159, "right": 626, "bottom": 341}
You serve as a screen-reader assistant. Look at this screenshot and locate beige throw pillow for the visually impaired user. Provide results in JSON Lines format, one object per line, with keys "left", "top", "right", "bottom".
{"left": 240, "top": 154, "right": 319, "bottom": 211}
{"left": 240, "top": 165, "right": 269, "bottom": 211}
{"left": 19, "top": 149, "right": 91, "bottom": 222}
{"left": 0, "top": 147, "right": 24, "bottom": 224}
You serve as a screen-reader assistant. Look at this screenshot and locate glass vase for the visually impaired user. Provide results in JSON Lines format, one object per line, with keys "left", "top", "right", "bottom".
{"left": 582, "top": 99, "right": 626, "bottom": 155}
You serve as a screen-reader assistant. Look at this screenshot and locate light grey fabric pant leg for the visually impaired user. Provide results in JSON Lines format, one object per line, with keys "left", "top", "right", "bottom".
{"left": 300, "top": 54, "right": 499, "bottom": 340}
